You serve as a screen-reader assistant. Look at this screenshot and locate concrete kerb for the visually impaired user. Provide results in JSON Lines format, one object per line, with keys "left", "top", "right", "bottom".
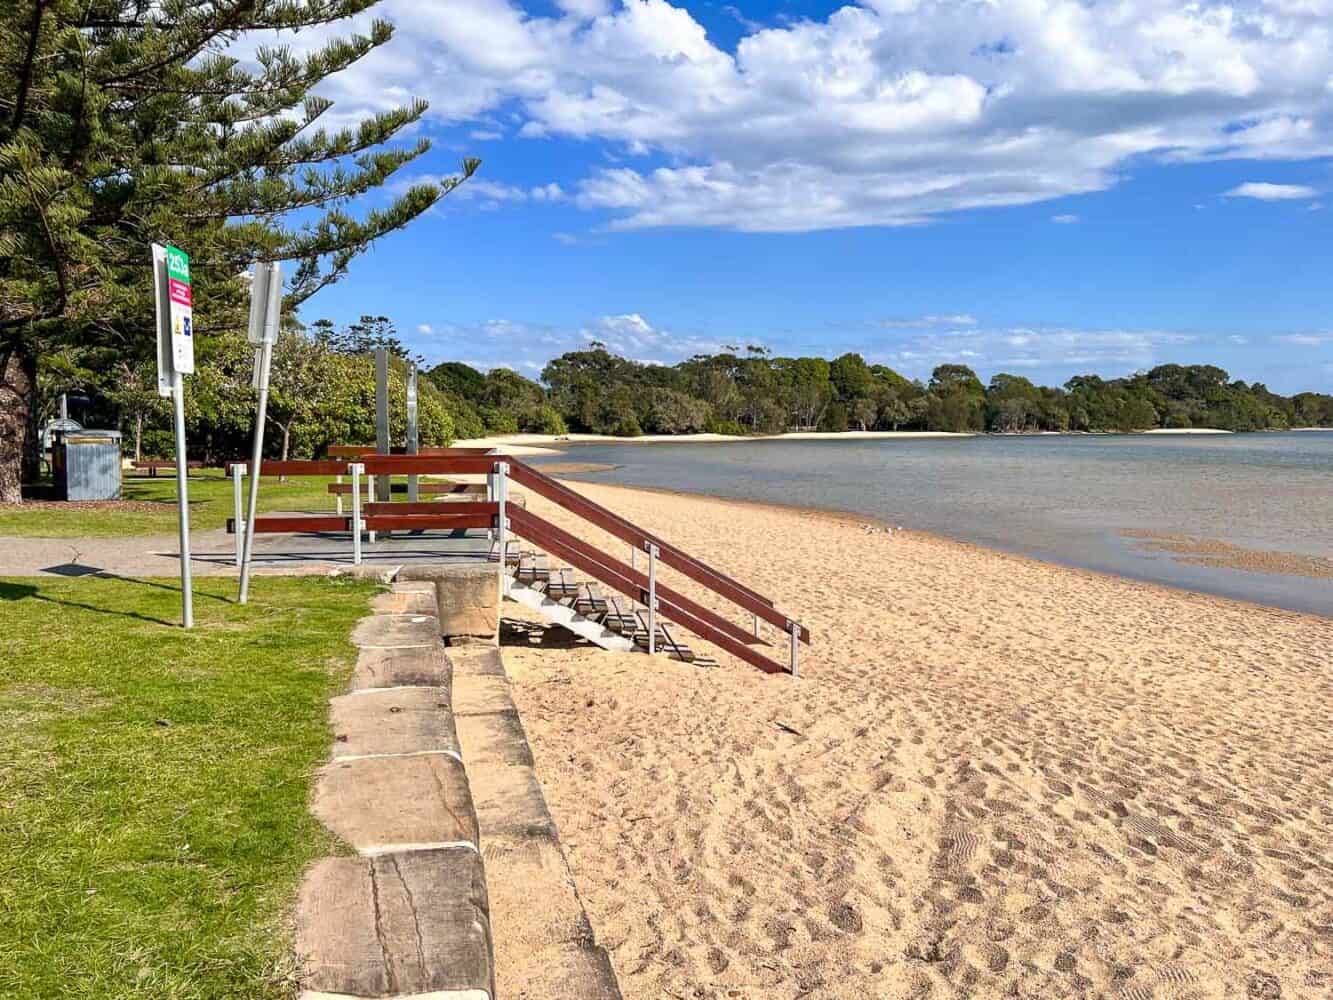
{"left": 298, "top": 562, "right": 622, "bottom": 1000}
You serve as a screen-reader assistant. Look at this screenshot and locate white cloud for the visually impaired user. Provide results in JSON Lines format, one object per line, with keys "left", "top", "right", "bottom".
{"left": 876, "top": 314, "right": 978, "bottom": 328}
{"left": 1223, "top": 182, "right": 1318, "bottom": 200}
{"left": 470, "top": 128, "right": 503, "bottom": 140}
{"left": 309, "top": 0, "right": 1333, "bottom": 231}
{"left": 417, "top": 323, "right": 434, "bottom": 334}
{"left": 1277, "top": 333, "right": 1331, "bottom": 345}
{"left": 870, "top": 326, "right": 1200, "bottom": 377}
{"left": 411, "top": 312, "right": 724, "bottom": 372}
{"left": 552, "top": 231, "right": 579, "bottom": 245}
{"left": 1051, "top": 214, "right": 1080, "bottom": 224}
{"left": 583, "top": 312, "right": 725, "bottom": 357}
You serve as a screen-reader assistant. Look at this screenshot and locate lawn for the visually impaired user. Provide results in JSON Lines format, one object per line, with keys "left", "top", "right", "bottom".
{"left": 0, "top": 470, "right": 340, "bottom": 538}
{"left": 0, "top": 574, "right": 375, "bottom": 999}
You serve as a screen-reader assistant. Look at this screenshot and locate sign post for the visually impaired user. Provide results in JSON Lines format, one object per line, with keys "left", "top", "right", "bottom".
{"left": 152, "top": 243, "right": 195, "bottom": 628}
{"left": 237, "top": 260, "right": 282, "bottom": 604}
{"left": 374, "top": 346, "right": 390, "bottom": 501}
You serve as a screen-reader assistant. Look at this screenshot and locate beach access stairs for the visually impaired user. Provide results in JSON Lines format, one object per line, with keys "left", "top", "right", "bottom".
{"left": 228, "top": 449, "right": 810, "bottom": 675}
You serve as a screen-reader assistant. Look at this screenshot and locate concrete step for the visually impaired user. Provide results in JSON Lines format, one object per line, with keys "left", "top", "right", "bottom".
{"left": 295, "top": 848, "right": 493, "bottom": 999}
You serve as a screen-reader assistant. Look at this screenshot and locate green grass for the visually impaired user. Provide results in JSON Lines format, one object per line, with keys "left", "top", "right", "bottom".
{"left": 0, "top": 574, "right": 376, "bottom": 999}
{"left": 0, "top": 471, "right": 340, "bottom": 538}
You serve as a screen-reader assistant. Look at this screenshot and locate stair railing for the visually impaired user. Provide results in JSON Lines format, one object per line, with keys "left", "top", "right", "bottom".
{"left": 226, "top": 453, "right": 808, "bottom": 675}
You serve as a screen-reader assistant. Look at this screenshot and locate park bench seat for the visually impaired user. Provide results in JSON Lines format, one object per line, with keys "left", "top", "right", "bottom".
{"left": 131, "top": 460, "right": 203, "bottom": 476}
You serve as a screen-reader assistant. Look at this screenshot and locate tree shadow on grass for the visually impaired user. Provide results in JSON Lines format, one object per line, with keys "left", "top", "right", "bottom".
{"left": 0, "top": 575, "right": 220, "bottom": 628}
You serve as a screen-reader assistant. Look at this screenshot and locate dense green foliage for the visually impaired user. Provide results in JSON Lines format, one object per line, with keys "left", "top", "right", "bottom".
{"left": 500, "top": 347, "right": 1331, "bottom": 435}
{"left": 64, "top": 316, "right": 459, "bottom": 463}
{"left": 0, "top": 0, "right": 475, "bottom": 500}
{"left": 42, "top": 336, "right": 1333, "bottom": 463}
{"left": 0, "top": 574, "right": 372, "bottom": 997}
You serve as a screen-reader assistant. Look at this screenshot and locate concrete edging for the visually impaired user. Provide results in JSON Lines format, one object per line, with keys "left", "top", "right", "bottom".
{"left": 296, "top": 566, "right": 622, "bottom": 1000}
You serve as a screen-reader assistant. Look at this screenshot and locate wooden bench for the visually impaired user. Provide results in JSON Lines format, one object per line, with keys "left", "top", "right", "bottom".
{"left": 326, "top": 482, "right": 487, "bottom": 497}
{"left": 131, "top": 460, "right": 203, "bottom": 477}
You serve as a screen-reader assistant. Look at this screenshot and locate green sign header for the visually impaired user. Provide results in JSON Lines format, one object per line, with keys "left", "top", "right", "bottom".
{"left": 166, "top": 245, "right": 190, "bottom": 284}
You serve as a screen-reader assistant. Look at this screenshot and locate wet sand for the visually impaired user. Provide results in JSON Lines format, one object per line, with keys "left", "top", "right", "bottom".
{"left": 500, "top": 481, "right": 1333, "bottom": 999}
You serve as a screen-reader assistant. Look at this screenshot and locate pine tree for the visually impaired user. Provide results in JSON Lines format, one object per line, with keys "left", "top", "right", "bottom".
{"left": 0, "top": 0, "right": 476, "bottom": 501}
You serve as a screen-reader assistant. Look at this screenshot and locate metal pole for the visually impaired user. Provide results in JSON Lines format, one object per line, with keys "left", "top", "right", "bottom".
{"left": 406, "top": 364, "right": 419, "bottom": 503}
{"left": 374, "top": 345, "right": 390, "bottom": 501}
{"left": 753, "top": 614, "right": 761, "bottom": 639}
{"left": 171, "top": 371, "right": 193, "bottom": 628}
{"left": 493, "top": 464, "right": 506, "bottom": 634}
{"left": 232, "top": 463, "right": 247, "bottom": 567}
{"left": 350, "top": 463, "right": 363, "bottom": 565}
{"left": 646, "top": 543, "right": 658, "bottom": 654}
{"left": 366, "top": 471, "right": 376, "bottom": 543}
{"left": 335, "top": 474, "right": 343, "bottom": 515}
{"left": 789, "top": 623, "right": 800, "bottom": 678}
{"left": 237, "top": 337, "right": 273, "bottom": 604}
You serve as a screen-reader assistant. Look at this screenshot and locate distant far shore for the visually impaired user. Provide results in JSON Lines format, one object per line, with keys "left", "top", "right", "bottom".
{"left": 452, "top": 425, "right": 1322, "bottom": 455}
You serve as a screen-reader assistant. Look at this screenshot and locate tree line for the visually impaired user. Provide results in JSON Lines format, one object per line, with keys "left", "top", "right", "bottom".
{"left": 35, "top": 325, "right": 1333, "bottom": 466}
{"left": 429, "top": 345, "right": 1333, "bottom": 437}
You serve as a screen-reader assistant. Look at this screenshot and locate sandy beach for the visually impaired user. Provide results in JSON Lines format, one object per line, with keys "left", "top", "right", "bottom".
{"left": 498, "top": 481, "right": 1333, "bottom": 999}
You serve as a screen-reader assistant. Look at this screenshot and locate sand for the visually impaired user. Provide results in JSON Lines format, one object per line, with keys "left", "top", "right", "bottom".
{"left": 497, "top": 481, "right": 1333, "bottom": 999}
{"left": 453, "top": 430, "right": 971, "bottom": 453}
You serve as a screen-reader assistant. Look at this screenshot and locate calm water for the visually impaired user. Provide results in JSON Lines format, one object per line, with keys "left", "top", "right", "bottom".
{"left": 531, "top": 433, "right": 1333, "bottom": 616}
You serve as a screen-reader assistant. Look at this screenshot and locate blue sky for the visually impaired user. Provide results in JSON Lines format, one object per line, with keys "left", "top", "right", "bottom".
{"left": 291, "top": 0, "right": 1333, "bottom": 393}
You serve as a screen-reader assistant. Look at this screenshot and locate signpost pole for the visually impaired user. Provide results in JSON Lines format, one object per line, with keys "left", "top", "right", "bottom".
{"left": 173, "top": 371, "right": 194, "bottom": 628}
{"left": 152, "top": 243, "right": 195, "bottom": 629}
{"left": 232, "top": 463, "right": 247, "bottom": 567}
{"left": 374, "top": 346, "right": 390, "bottom": 501}
{"left": 238, "top": 261, "right": 281, "bottom": 604}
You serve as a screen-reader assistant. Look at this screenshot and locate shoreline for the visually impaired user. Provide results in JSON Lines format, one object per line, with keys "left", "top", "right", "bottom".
{"left": 561, "top": 478, "right": 1331, "bottom": 622}
{"left": 546, "top": 474, "right": 1327, "bottom": 624}
{"left": 501, "top": 478, "right": 1333, "bottom": 999}
{"left": 456, "top": 425, "right": 1333, "bottom": 456}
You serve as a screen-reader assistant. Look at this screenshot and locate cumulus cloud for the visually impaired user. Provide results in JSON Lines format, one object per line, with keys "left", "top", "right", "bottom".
{"left": 1224, "top": 182, "right": 1319, "bottom": 200}
{"left": 417, "top": 323, "right": 434, "bottom": 334}
{"left": 876, "top": 314, "right": 978, "bottom": 328}
{"left": 583, "top": 313, "right": 725, "bottom": 359}
{"left": 310, "top": 0, "right": 1333, "bottom": 231}
{"left": 411, "top": 312, "right": 724, "bottom": 371}
{"left": 868, "top": 325, "right": 1199, "bottom": 377}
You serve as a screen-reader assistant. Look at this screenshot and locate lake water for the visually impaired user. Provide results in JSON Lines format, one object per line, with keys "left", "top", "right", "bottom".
{"left": 531, "top": 432, "right": 1333, "bottom": 617}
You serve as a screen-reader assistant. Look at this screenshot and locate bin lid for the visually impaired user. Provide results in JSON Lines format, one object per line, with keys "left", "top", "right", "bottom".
{"left": 61, "top": 429, "right": 122, "bottom": 444}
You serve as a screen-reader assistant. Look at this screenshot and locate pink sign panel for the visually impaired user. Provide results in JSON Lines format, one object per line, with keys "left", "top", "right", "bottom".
{"left": 168, "top": 279, "right": 192, "bottom": 307}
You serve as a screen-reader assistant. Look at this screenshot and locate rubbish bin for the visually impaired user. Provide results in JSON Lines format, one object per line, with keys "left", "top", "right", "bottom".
{"left": 52, "top": 430, "right": 123, "bottom": 501}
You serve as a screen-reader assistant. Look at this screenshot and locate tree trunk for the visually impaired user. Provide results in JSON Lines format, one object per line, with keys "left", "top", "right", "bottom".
{"left": 0, "top": 340, "right": 37, "bottom": 504}
{"left": 134, "top": 413, "right": 143, "bottom": 462}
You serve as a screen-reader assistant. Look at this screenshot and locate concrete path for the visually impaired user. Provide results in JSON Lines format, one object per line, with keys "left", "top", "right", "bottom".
{"left": 0, "top": 528, "right": 491, "bottom": 578}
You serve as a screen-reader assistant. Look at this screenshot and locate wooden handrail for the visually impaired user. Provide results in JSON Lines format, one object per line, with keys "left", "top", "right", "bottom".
{"left": 364, "top": 513, "right": 493, "bottom": 532}
{"left": 221, "top": 451, "right": 807, "bottom": 653}
{"left": 508, "top": 507, "right": 788, "bottom": 674}
{"left": 508, "top": 506, "right": 768, "bottom": 650}
{"left": 328, "top": 445, "right": 493, "bottom": 457}
{"left": 508, "top": 462, "right": 809, "bottom": 643}
{"left": 364, "top": 501, "right": 495, "bottom": 517}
